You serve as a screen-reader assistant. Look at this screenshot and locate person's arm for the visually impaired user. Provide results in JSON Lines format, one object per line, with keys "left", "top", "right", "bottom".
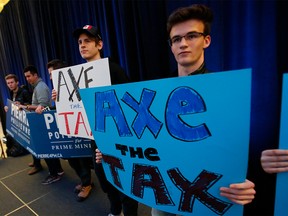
{"left": 220, "top": 179, "right": 255, "bottom": 205}
{"left": 35, "top": 105, "right": 45, "bottom": 114}
{"left": 261, "top": 149, "right": 288, "bottom": 173}
{"left": 18, "top": 104, "right": 37, "bottom": 111}
{"left": 36, "top": 87, "right": 51, "bottom": 108}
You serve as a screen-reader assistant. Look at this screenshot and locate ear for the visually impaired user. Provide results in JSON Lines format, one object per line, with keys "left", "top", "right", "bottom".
{"left": 203, "top": 35, "right": 211, "bottom": 49}
{"left": 97, "top": 40, "right": 103, "bottom": 50}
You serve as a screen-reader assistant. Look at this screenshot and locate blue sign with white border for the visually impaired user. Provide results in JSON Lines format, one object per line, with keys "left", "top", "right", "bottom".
{"left": 6, "top": 100, "right": 92, "bottom": 158}
{"left": 80, "top": 69, "right": 252, "bottom": 215}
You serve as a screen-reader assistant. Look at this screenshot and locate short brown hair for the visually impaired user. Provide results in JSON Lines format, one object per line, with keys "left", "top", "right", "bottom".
{"left": 5, "top": 74, "right": 19, "bottom": 82}
{"left": 167, "top": 4, "right": 213, "bottom": 36}
{"left": 23, "top": 65, "right": 38, "bottom": 75}
{"left": 47, "top": 59, "right": 67, "bottom": 70}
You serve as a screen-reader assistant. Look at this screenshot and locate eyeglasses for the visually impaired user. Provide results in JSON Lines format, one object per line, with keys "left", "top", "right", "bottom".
{"left": 168, "top": 32, "right": 206, "bottom": 46}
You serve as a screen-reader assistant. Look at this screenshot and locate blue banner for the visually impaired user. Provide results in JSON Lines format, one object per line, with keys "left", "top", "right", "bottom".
{"left": 6, "top": 100, "right": 92, "bottom": 158}
{"left": 6, "top": 100, "right": 31, "bottom": 147}
{"left": 274, "top": 73, "right": 288, "bottom": 215}
{"left": 80, "top": 69, "right": 252, "bottom": 215}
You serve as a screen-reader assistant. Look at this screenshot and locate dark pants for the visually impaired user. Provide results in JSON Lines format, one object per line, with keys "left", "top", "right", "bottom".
{"left": 68, "top": 157, "right": 92, "bottom": 186}
{"left": 32, "top": 155, "right": 42, "bottom": 169}
{"left": 95, "top": 163, "right": 138, "bottom": 215}
{"left": 91, "top": 141, "right": 138, "bottom": 216}
{"left": 44, "top": 158, "right": 63, "bottom": 176}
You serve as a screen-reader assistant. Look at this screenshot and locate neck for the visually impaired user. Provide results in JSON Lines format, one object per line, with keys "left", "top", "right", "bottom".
{"left": 13, "top": 86, "right": 19, "bottom": 93}
{"left": 178, "top": 60, "right": 204, "bottom": 76}
{"left": 86, "top": 54, "right": 101, "bottom": 62}
{"left": 32, "top": 77, "right": 40, "bottom": 85}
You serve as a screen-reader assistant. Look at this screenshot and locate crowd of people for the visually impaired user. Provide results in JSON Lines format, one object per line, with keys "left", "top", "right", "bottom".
{"left": 3, "top": 3, "right": 286, "bottom": 216}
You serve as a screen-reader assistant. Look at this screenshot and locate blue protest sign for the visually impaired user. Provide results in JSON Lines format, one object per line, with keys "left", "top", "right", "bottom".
{"left": 6, "top": 100, "right": 92, "bottom": 158}
{"left": 80, "top": 69, "right": 252, "bottom": 215}
{"left": 6, "top": 100, "right": 30, "bottom": 147}
{"left": 274, "top": 73, "right": 288, "bottom": 215}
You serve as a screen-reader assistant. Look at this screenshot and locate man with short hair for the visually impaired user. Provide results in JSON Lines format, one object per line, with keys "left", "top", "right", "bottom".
{"left": 23, "top": 65, "right": 64, "bottom": 180}
{"left": 4, "top": 74, "right": 31, "bottom": 156}
{"left": 48, "top": 58, "right": 95, "bottom": 202}
{"left": 22, "top": 65, "right": 49, "bottom": 174}
{"left": 4, "top": 74, "right": 31, "bottom": 111}
{"left": 72, "top": 24, "right": 138, "bottom": 214}
{"left": 149, "top": 4, "right": 256, "bottom": 216}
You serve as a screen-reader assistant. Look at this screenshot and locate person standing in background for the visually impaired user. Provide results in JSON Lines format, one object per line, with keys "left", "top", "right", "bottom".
{"left": 48, "top": 58, "right": 95, "bottom": 202}
{"left": 51, "top": 25, "right": 139, "bottom": 214}
{"left": 72, "top": 24, "right": 138, "bottom": 215}
{"left": 22, "top": 65, "right": 64, "bottom": 182}
{"left": 4, "top": 74, "right": 31, "bottom": 157}
{"left": 4, "top": 74, "right": 31, "bottom": 112}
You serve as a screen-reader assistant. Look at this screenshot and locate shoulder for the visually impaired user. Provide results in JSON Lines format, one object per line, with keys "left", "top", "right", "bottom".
{"left": 35, "top": 80, "right": 49, "bottom": 93}
{"left": 38, "top": 80, "right": 49, "bottom": 88}
{"left": 18, "top": 86, "right": 29, "bottom": 93}
{"left": 169, "top": 69, "right": 178, "bottom": 78}
{"left": 108, "top": 59, "right": 125, "bottom": 73}
{"left": 108, "top": 59, "right": 129, "bottom": 84}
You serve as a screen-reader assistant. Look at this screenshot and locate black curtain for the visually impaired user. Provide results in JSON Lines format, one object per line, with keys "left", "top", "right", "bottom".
{"left": 1, "top": 0, "right": 288, "bottom": 215}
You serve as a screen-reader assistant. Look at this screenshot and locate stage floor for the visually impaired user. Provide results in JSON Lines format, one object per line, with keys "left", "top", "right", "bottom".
{"left": 0, "top": 154, "right": 151, "bottom": 216}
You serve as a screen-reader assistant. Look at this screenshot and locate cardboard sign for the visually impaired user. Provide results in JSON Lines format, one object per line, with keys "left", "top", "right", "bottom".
{"left": 5, "top": 100, "right": 91, "bottom": 158}
{"left": 80, "top": 69, "right": 252, "bottom": 215}
{"left": 51, "top": 58, "right": 111, "bottom": 139}
{"left": 274, "top": 73, "right": 288, "bottom": 215}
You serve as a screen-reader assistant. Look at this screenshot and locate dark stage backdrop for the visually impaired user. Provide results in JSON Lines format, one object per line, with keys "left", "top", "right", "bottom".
{"left": 1, "top": 0, "right": 288, "bottom": 215}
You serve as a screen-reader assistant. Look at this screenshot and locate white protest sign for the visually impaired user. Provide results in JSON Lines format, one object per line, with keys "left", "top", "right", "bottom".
{"left": 52, "top": 58, "right": 111, "bottom": 139}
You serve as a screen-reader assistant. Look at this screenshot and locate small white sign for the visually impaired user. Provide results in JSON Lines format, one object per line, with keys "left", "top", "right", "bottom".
{"left": 52, "top": 58, "right": 111, "bottom": 139}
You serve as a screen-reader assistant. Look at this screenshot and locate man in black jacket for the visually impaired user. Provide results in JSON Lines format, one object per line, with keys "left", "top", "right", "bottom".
{"left": 4, "top": 74, "right": 31, "bottom": 156}
{"left": 73, "top": 25, "right": 139, "bottom": 214}
{"left": 4, "top": 74, "right": 31, "bottom": 112}
{"left": 51, "top": 25, "right": 139, "bottom": 213}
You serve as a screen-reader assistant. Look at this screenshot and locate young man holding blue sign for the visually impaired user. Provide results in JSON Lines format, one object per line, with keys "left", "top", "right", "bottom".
{"left": 148, "top": 4, "right": 256, "bottom": 216}
{"left": 22, "top": 66, "right": 64, "bottom": 181}
{"left": 22, "top": 66, "right": 48, "bottom": 175}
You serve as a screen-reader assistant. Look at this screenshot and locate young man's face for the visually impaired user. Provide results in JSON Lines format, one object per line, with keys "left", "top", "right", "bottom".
{"left": 24, "top": 71, "right": 38, "bottom": 85}
{"left": 6, "top": 78, "right": 18, "bottom": 91}
{"left": 78, "top": 33, "right": 103, "bottom": 62}
{"left": 170, "top": 19, "right": 211, "bottom": 69}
